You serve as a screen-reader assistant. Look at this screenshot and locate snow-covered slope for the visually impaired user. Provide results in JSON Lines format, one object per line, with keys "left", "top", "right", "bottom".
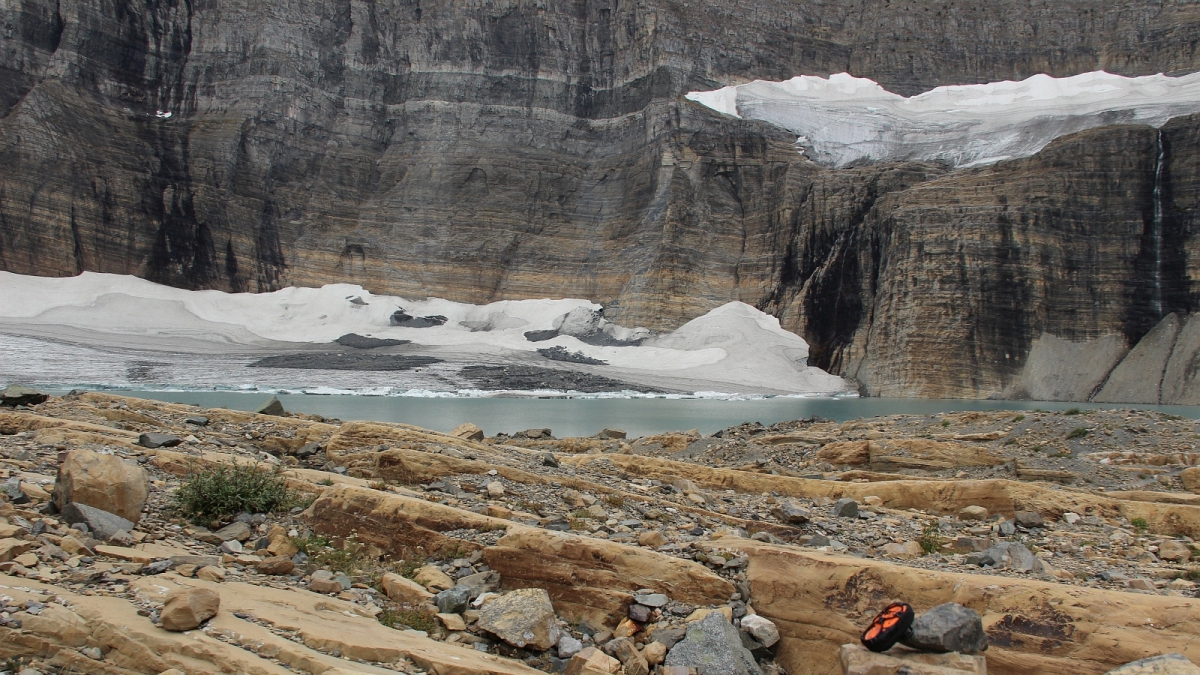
{"left": 0, "top": 272, "right": 852, "bottom": 396}
{"left": 687, "top": 71, "right": 1200, "bottom": 168}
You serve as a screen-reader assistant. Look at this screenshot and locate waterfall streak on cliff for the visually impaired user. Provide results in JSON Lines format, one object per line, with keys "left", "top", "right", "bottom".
{"left": 1153, "top": 129, "right": 1165, "bottom": 318}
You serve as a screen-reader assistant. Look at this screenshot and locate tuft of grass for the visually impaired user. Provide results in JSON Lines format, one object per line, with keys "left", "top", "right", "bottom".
{"left": 292, "top": 534, "right": 332, "bottom": 555}
{"left": 1064, "top": 408, "right": 1082, "bottom": 415}
{"left": 919, "top": 520, "right": 941, "bottom": 555}
{"left": 293, "top": 533, "right": 374, "bottom": 574}
{"left": 1066, "top": 427, "right": 1089, "bottom": 440}
{"left": 174, "top": 461, "right": 295, "bottom": 523}
{"left": 1131, "top": 517, "right": 1149, "bottom": 532}
{"left": 604, "top": 494, "right": 625, "bottom": 508}
{"left": 369, "top": 480, "right": 388, "bottom": 491}
{"left": 940, "top": 420, "right": 951, "bottom": 427}
{"left": 395, "top": 556, "right": 427, "bottom": 579}
{"left": 1013, "top": 414, "right": 1026, "bottom": 423}
{"left": 379, "top": 608, "right": 437, "bottom": 633}
{"left": 318, "top": 477, "right": 334, "bottom": 486}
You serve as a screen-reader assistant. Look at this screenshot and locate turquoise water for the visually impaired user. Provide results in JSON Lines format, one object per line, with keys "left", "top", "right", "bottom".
{"left": 92, "top": 390, "right": 1200, "bottom": 437}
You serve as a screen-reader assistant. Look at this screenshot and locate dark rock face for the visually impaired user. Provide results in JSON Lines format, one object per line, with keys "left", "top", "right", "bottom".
{"left": 901, "top": 602, "right": 988, "bottom": 654}
{"left": 6, "top": 0, "right": 1200, "bottom": 398}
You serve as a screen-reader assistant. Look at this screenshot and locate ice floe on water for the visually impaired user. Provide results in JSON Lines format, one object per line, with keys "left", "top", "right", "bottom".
{"left": 687, "top": 70, "right": 1200, "bottom": 168}
{"left": 0, "top": 272, "right": 853, "bottom": 397}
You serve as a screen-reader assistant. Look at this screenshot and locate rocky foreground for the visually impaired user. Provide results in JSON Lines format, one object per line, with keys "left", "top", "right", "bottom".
{"left": 3, "top": 391, "right": 1200, "bottom": 674}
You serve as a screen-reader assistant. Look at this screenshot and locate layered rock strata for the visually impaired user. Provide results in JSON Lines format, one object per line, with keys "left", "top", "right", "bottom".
{"left": 6, "top": 1, "right": 1200, "bottom": 397}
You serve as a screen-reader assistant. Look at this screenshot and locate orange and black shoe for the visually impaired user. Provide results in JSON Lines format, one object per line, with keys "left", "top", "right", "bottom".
{"left": 860, "top": 602, "right": 915, "bottom": 652}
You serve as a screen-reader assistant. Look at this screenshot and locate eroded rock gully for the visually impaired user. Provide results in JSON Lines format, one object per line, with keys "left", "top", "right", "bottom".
{"left": 8, "top": 0, "right": 1200, "bottom": 398}
{"left": 4, "top": 392, "right": 1200, "bottom": 673}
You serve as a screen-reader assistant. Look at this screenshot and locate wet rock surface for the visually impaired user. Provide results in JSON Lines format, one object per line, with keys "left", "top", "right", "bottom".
{"left": 248, "top": 353, "right": 443, "bottom": 371}
{"left": 459, "top": 365, "right": 659, "bottom": 393}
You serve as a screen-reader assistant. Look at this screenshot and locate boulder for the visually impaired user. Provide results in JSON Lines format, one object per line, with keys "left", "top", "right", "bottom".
{"left": 882, "top": 541, "right": 925, "bottom": 559}
{"left": 839, "top": 644, "right": 986, "bottom": 675}
{"left": 1182, "top": 468, "right": 1200, "bottom": 494}
{"left": 435, "top": 585, "right": 471, "bottom": 614}
{"left": 1, "top": 384, "right": 48, "bottom": 406}
{"left": 664, "top": 611, "right": 763, "bottom": 675}
{"left": 772, "top": 500, "right": 812, "bottom": 525}
{"left": 638, "top": 531, "right": 667, "bottom": 548}
{"left": 901, "top": 603, "right": 988, "bottom": 654}
{"left": 255, "top": 556, "right": 295, "bottom": 576}
{"left": 1159, "top": 540, "right": 1192, "bottom": 562}
{"left": 256, "top": 396, "right": 285, "bottom": 416}
{"left": 380, "top": 572, "right": 434, "bottom": 604}
{"left": 0, "top": 538, "right": 34, "bottom": 562}
{"left": 450, "top": 423, "right": 484, "bottom": 442}
{"left": 740, "top": 614, "right": 780, "bottom": 648}
{"left": 597, "top": 429, "right": 627, "bottom": 440}
{"left": 833, "top": 498, "right": 859, "bottom": 518}
{"left": 214, "top": 521, "right": 251, "bottom": 542}
{"left": 138, "top": 432, "right": 182, "bottom": 449}
{"left": 53, "top": 449, "right": 150, "bottom": 522}
{"left": 60, "top": 503, "right": 136, "bottom": 541}
{"left": 565, "top": 647, "right": 622, "bottom": 675}
{"left": 476, "top": 588, "right": 562, "bottom": 651}
{"left": 160, "top": 587, "right": 220, "bottom": 631}
{"left": 605, "top": 637, "right": 650, "bottom": 675}
{"left": 958, "top": 505, "right": 989, "bottom": 521}
{"left": 1105, "top": 654, "right": 1200, "bottom": 675}
{"left": 643, "top": 641, "right": 668, "bottom": 665}
{"left": 970, "top": 542, "right": 1043, "bottom": 572}
{"left": 309, "top": 578, "right": 343, "bottom": 594}
{"left": 1014, "top": 511, "right": 1045, "bottom": 528}
{"left": 557, "top": 634, "right": 584, "bottom": 659}
{"left": 413, "top": 564, "right": 456, "bottom": 591}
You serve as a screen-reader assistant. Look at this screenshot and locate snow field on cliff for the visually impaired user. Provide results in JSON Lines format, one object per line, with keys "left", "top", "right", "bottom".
{"left": 0, "top": 272, "right": 851, "bottom": 396}
{"left": 686, "top": 70, "right": 1200, "bottom": 168}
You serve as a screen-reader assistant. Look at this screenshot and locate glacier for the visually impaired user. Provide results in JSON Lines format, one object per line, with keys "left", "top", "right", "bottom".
{"left": 686, "top": 71, "right": 1200, "bottom": 168}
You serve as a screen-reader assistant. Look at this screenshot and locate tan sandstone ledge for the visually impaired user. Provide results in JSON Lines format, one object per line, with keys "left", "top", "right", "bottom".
{"left": 0, "top": 572, "right": 542, "bottom": 675}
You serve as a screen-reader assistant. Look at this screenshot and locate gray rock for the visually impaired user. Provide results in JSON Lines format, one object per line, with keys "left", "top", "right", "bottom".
{"left": 256, "top": 396, "right": 285, "bottom": 416}
{"left": 833, "top": 498, "right": 859, "bottom": 518}
{"left": 628, "top": 603, "right": 652, "bottom": 623}
{"left": 664, "top": 611, "right": 762, "bottom": 675}
{"left": 331, "top": 572, "right": 352, "bottom": 590}
{"left": 60, "top": 503, "right": 135, "bottom": 541}
{"left": 557, "top": 634, "right": 583, "bottom": 659}
{"left": 542, "top": 452, "right": 560, "bottom": 468}
{"left": 805, "top": 534, "right": 831, "bottom": 547}
{"left": 597, "top": 428, "right": 627, "bottom": 440}
{"left": 998, "top": 520, "right": 1016, "bottom": 536}
{"left": 901, "top": 602, "right": 988, "bottom": 654}
{"left": 739, "top": 614, "right": 779, "bottom": 648}
{"left": 1014, "top": 511, "right": 1045, "bottom": 528}
{"left": 771, "top": 500, "right": 811, "bottom": 525}
{"left": 2, "top": 478, "right": 29, "bottom": 505}
{"left": 435, "top": 585, "right": 472, "bottom": 614}
{"left": 219, "top": 540, "right": 243, "bottom": 554}
{"left": 954, "top": 536, "right": 992, "bottom": 553}
{"left": 138, "top": 433, "right": 181, "bottom": 448}
{"left": 214, "top": 521, "right": 252, "bottom": 542}
{"left": 476, "top": 588, "right": 561, "bottom": 650}
{"left": 456, "top": 570, "right": 500, "bottom": 598}
{"left": 633, "top": 591, "right": 669, "bottom": 607}
{"left": 168, "top": 555, "right": 222, "bottom": 569}
{"left": 971, "top": 542, "right": 1043, "bottom": 572}
{"left": 295, "top": 442, "right": 322, "bottom": 458}
{"left": 184, "top": 415, "right": 209, "bottom": 426}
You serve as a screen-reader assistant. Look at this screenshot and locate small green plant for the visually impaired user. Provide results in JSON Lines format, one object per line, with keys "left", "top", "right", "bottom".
{"left": 1012, "top": 414, "right": 1025, "bottom": 423}
{"left": 919, "top": 520, "right": 941, "bottom": 555}
{"left": 369, "top": 480, "right": 388, "bottom": 491}
{"left": 1064, "top": 408, "right": 1082, "bottom": 415}
{"left": 1031, "top": 445, "right": 1044, "bottom": 453}
{"left": 319, "top": 477, "right": 335, "bottom": 486}
{"left": 1131, "top": 517, "right": 1149, "bottom": 532}
{"left": 395, "top": 557, "right": 427, "bottom": 579}
{"left": 378, "top": 608, "right": 437, "bottom": 632}
{"left": 291, "top": 534, "right": 333, "bottom": 555}
{"left": 1187, "top": 568, "right": 1200, "bottom": 581}
{"left": 1066, "top": 427, "right": 1089, "bottom": 440}
{"left": 604, "top": 494, "right": 625, "bottom": 508}
{"left": 573, "top": 509, "right": 592, "bottom": 520}
{"left": 174, "top": 461, "right": 295, "bottom": 523}
{"left": 940, "top": 420, "right": 951, "bottom": 427}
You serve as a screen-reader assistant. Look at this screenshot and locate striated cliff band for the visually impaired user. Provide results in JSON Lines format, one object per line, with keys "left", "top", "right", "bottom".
{"left": 4, "top": 0, "right": 1200, "bottom": 400}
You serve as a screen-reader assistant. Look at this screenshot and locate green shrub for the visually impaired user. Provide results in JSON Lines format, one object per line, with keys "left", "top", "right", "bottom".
{"left": 1064, "top": 408, "right": 1082, "bottom": 415}
{"left": 1131, "top": 517, "right": 1149, "bottom": 532}
{"left": 1066, "top": 427, "right": 1089, "bottom": 440}
{"left": 174, "top": 462, "right": 294, "bottom": 523}
{"left": 919, "top": 520, "right": 941, "bottom": 555}
{"left": 1012, "top": 414, "right": 1025, "bottom": 423}
{"left": 940, "top": 420, "right": 951, "bottom": 427}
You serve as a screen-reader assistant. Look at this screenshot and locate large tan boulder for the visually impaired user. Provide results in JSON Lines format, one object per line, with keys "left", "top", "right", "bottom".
{"left": 380, "top": 572, "right": 434, "bottom": 604}
{"left": 718, "top": 539, "right": 1200, "bottom": 675}
{"left": 840, "top": 644, "right": 985, "bottom": 674}
{"left": 1104, "top": 654, "right": 1200, "bottom": 674}
{"left": 160, "top": 587, "right": 220, "bottom": 631}
{"left": 817, "top": 439, "right": 1001, "bottom": 471}
{"left": 565, "top": 648, "right": 622, "bottom": 675}
{"left": 1182, "top": 467, "right": 1200, "bottom": 493}
{"left": 476, "top": 588, "right": 561, "bottom": 650}
{"left": 53, "top": 449, "right": 149, "bottom": 523}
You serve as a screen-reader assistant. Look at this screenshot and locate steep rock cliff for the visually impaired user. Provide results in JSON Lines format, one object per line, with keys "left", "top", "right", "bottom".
{"left": 4, "top": 0, "right": 1200, "bottom": 399}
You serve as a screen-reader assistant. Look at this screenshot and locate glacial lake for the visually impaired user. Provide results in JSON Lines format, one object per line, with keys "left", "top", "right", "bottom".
{"left": 60, "top": 389, "right": 1200, "bottom": 437}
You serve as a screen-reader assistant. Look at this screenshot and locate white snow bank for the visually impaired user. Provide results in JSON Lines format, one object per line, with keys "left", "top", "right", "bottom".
{"left": 0, "top": 272, "right": 853, "bottom": 395}
{"left": 686, "top": 70, "right": 1200, "bottom": 168}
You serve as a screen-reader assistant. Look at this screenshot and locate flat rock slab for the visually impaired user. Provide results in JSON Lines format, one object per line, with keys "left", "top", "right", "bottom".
{"left": 663, "top": 611, "right": 762, "bottom": 675}
{"left": 1105, "top": 654, "right": 1200, "bottom": 675}
{"left": 839, "top": 644, "right": 985, "bottom": 675}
